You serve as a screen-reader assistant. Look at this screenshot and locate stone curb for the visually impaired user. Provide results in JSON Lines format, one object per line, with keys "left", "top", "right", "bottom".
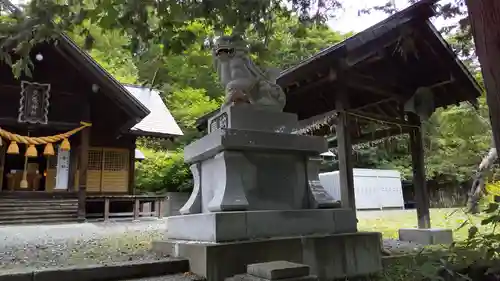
{"left": 0, "top": 258, "right": 189, "bottom": 281}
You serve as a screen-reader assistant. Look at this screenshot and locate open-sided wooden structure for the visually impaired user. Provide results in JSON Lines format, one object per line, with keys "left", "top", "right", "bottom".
{"left": 283, "top": 0, "right": 481, "bottom": 229}
{"left": 0, "top": 31, "right": 183, "bottom": 223}
{"left": 197, "top": 0, "right": 482, "bottom": 229}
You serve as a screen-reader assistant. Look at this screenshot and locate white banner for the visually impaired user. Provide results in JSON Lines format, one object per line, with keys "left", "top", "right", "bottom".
{"left": 54, "top": 145, "right": 70, "bottom": 190}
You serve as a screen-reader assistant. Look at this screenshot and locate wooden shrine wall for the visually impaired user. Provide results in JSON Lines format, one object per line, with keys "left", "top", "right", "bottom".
{"left": 0, "top": 43, "right": 130, "bottom": 138}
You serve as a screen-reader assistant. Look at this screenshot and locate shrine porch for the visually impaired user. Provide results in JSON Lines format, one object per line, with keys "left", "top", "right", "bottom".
{"left": 0, "top": 191, "right": 166, "bottom": 225}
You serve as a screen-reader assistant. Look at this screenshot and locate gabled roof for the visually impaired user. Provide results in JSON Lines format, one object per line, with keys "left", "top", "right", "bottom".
{"left": 124, "top": 85, "right": 183, "bottom": 138}
{"left": 57, "top": 34, "right": 150, "bottom": 121}
{"left": 1, "top": 0, "right": 150, "bottom": 131}
{"left": 279, "top": 0, "right": 481, "bottom": 120}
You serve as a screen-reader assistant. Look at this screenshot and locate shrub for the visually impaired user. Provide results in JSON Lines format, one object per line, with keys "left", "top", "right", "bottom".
{"left": 135, "top": 148, "right": 192, "bottom": 193}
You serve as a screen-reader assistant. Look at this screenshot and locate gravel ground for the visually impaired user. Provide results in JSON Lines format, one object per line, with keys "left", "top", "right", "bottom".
{"left": 0, "top": 219, "right": 168, "bottom": 272}
{"left": 0, "top": 212, "right": 425, "bottom": 274}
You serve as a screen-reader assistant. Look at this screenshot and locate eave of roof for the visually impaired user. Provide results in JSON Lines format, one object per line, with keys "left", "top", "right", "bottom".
{"left": 124, "top": 84, "right": 184, "bottom": 138}
{"left": 277, "top": 0, "right": 439, "bottom": 85}
{"left": 57, "top": 34, "right": 150, "bottom": 121}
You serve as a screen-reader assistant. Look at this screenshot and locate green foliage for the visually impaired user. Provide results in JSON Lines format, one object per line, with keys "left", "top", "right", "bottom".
{"left": 424, "top": 199, "right": 500, "bottom": 281}
{"left": 350, "top": 92, "right": 490, "bottom": 185}
{"left": 166, "top": 86, "right": 222, "bottom": 129}
{"left": 135, "top": 148, "right": 192, "bottom": 193}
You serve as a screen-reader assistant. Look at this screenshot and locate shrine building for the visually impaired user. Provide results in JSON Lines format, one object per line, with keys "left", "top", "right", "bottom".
{"left": 0, "top": 33, "right": 183, "bottom": 224}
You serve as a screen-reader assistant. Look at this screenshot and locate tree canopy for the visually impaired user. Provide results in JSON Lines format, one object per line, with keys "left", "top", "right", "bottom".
{"left": 0, "top": 0, "right": 494, "bottom": 197}
{"left": 0, "top": 0, "right": 471, "bottom": 78}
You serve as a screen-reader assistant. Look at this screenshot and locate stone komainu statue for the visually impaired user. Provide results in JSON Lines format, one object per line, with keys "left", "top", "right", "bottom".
{"left": 212, "top": 34, "right": 286, "bottom": 112}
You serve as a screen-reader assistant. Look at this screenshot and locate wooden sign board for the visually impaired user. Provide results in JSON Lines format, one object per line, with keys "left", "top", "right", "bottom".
{"left": 18, "top": 81, "right": 51, "bottom": 124}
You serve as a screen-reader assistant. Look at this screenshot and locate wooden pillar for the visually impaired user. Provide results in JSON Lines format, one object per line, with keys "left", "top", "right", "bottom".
{"left": 335, "top": 90, "right": 356, "bottom": 210}
{"left": 128, "top": 139, "right": 136, "bottom": 195}
{"left": 408, "top": 113, "right": 431, "bottom": 229}
{"left": 158, "top": 199, "right": 164, "bottom": 219}
{"left": 77, "top": 126, "right": 90, "bottom": 221}
{"left": 133, "top": 198, "right": 140, "bottom": 220}
{"left": 68, "top": 149, "right": 77, "bottom": 191}
{"left": 104, "top": 198, "right": 110, "bottom": 221}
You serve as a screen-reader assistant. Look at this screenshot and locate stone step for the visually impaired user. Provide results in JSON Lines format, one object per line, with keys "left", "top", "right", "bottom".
{"left": 0, "top": 202, "right": 78, "bottom": 209}
{"left": 0, "top": 212, "right": 78, "bottom": 222}
{"left": 0, "top": 216, "right": 79, "bottom": 225}
{"left": 120, "top": 273, "right": 205, "bottom": 281}
{"left": 0, "top": 259, "right": 192, "bottom": 280}
{"left": 0, "top": 197, "right": 79, "bottom": 225}
{"left": 0, "top": 198, "right": 78, "bottom": 203}
{"left": 0, "top": 208, "right": 77, "bottom": 216}
{"left": 0, "top": 204, "right": 77, "bottom": 210}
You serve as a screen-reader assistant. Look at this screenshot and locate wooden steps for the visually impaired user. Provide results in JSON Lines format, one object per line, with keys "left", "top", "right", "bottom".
{"left": 0, "top": 197, "right": 79, "bottom": 225}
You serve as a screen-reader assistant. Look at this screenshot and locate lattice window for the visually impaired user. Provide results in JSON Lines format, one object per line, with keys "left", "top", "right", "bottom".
{"left": 88, "top": 149, "right": 103, "bottom": 171}
{"left": 103, "top": 150, "right": 127, "bottom": 171}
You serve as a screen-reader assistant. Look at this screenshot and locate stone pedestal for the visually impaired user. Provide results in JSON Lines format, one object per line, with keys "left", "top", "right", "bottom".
{"left": 399, "top": 228, "right": 453, "bottom": 245}
{"left": 158, "top": 104, "right": 382, "bottom": 281}
{"left": 153, "top": 232, "right": 382, "bottom": 281}
{"left": 180, "top": 104, "right": 338, "bottom": 214}
{"left": 166, "top": 209, "right": 357, "bottom": 242}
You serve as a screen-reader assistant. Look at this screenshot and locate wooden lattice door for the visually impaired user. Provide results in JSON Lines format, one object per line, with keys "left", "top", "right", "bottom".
{"left": 86, "top": 148, "right": 104, "bottom": 192}
{"left": 101, "top": 148, "right": 129, "bottom": 193}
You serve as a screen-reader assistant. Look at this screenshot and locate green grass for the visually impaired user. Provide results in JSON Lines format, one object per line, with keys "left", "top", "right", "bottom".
{"left": 357, "top": 208, "right": 493, "bottom": 241}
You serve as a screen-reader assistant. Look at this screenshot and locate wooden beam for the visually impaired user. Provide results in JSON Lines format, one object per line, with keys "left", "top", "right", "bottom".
{"left": 285, "top": 68, "right": 337, "bottom": 96}
{"left": 347, "top": 73, "right": 405, "bottom": 100}
{"left": 335, "top": 86, "right": 356, "bottom": 212}
{"left": 408, "top": 113, "right": 430, "bottom": 229}
{"left": 348, "top": 110, "right": 409, "bottom": 127}
{"left": 0, "top": 84, "right": 75, "bottom": 96}
{"left": 353, "top": 97, "right": 397, "bottom": 111}
{"left": 329, "top": 126, "right": 407, "bottom": 147}
{"left": 0, "top": 118, "right": 81, "bottom": 130}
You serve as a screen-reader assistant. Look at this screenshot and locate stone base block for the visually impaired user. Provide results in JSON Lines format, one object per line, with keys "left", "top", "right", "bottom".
{"left": 247, "top": 261, "right": 309, "bottom": 280}
{"left": 399, "top": 228, "right": 453, "bottom": 245}
{"left": 153, "top": 232, "right": 382, "bottom": 281}
{"left": 165, "top": 209, "right": 357, "bottom": 242}
{"left": 227, "top": 274, "right": 317, "bottom": 281}
{"left": 227, "top": 261, "right": 315, "bottom": 281}
{"left": 184, "top": 127, "right": 327, "bottom": 164}
{"left": 208, "top": 103, "right": 299, "bottom": 134}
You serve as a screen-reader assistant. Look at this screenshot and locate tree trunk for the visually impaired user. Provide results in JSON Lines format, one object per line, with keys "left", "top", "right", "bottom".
{"left": 468, "top": 146, "right": 497, "bottom": 213}
{"left": 465, "top": 0, "right": 500, "bottom": 154}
